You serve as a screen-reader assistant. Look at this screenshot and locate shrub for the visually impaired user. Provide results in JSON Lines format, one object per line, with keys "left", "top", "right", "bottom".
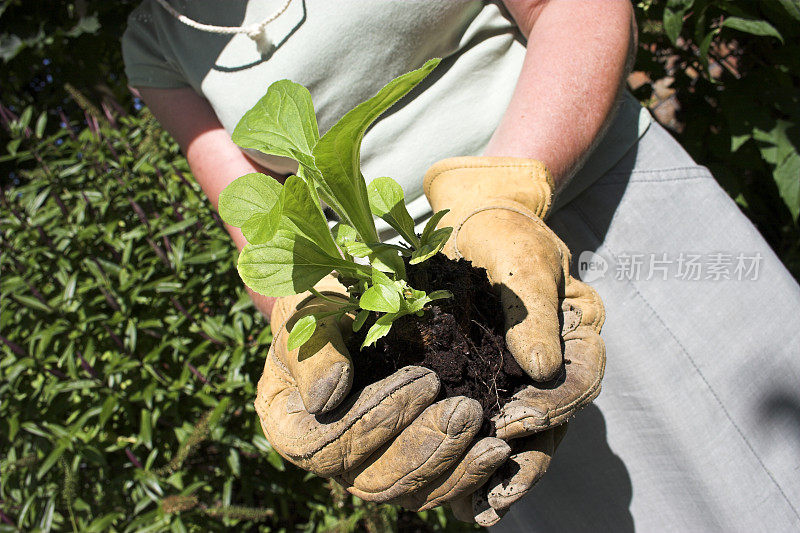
{"left": 0, "top": 99, "right": 470, "bottom": 532}
{"left": 632, "top": 0, "right": 800, "bottom": 279}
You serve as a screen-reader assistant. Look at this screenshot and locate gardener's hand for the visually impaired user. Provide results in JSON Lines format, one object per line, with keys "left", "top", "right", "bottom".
{"left": 254, "top": 276, "right": 512, "bottom": 507}
{"left": 424, "top": 157, "right": 606, "bottom": 525}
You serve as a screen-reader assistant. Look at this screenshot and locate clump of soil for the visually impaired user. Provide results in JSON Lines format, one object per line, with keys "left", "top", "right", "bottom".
{"left": 348, "top": 254, "right": 532, "bottom": 437}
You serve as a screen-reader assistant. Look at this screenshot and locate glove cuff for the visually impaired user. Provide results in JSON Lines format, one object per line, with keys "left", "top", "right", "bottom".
{"left": 423, "top": 157, "right": 555, "bottom": 221}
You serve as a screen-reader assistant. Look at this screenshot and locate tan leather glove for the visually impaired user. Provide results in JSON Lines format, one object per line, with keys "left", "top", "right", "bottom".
{"left": 254, "top": 277, "right": 512, "bottom": 508}
{"left": 423, "top": 157, "right": 607, "bottom": 526}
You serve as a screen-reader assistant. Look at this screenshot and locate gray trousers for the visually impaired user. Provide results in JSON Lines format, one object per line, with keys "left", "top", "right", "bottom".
{"left": 492, "top": 122, "right": 800, "bottom": 532}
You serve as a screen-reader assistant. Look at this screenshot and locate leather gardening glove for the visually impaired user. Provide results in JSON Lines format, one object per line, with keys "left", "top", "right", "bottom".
{"left": 423, "top": 157, "right": 607, "bottom": 526}
{"left": 254, "top": 276, "right": 513, "bottom": 508}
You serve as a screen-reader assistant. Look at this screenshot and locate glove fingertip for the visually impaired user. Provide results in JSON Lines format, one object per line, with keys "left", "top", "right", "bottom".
{"left": 511, "top": 337, "right": 562, "bottom": 382}
{"left": 473, "top": 490, "right": 507, "bottom": 527}
{"left": 303, "top": 360, "right": 352, "bottom": 414}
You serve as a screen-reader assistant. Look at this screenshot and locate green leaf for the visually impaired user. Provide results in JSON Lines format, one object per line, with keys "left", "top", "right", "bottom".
{"left": 360, "top": 284, "right": 401, "bottom": 313}
{"left": 36, "top": 442, "right": 67, "bottom": 479}
{"left": 332, "top": 223, "right": 359, "bottom": 248}
{"left": 342, "top": 241, "right": 406, "bottom": 275}
{"left": 240, "top": 199, "right": 284, "bottom": 245}
{"left": 721, "top": 17, "right": 784, "bottom": 43}
{"left": 287, "top": 315, "right": 317, "bottom": 350}
{"left": 410, "top": 227, "right": 452, "bottom": 265}
{"left": 698, "top": 29, "right": 719, "bottom": 74}
{"left": 217, "top": 173, "right": 282, "bottom": 227}
{"left": 421, "top": 209, "right": 450, "bottom": 244}
{"left": 362, "top": 314, "right": 396, "bottom": 347}
{"left": 664, "top": 7, "right": 686, "bottom": 44}
{"left": 85, "top": 513, "right": 123, "bottom": 532}
{"left": 313, "top": 58, "right": 441, "bottom": 242}
{"left": 371, "top": 268, "right": 394, "bottom": 287}
{"left": 731, "top": 133, "right": 751, "bottom": 152}
{"left": 6, "top": 137, "right": 20, "bottom": 156}
{"left": 40, "top": 498, "right": 55, "bottom": 531}
{"left": 139, "top": 409, "right": 152, "bottom": 448}
{"left": 367, "top": 177, "right": 419, "bottom": 246}
{"left": 35, "top": 111, "right": 47, "bottom": 138}
{"left": 154, "top": 218, "right": 198, "bottom": 238}
{"left": 63, "top": 273, "right": 77, "bottom": 301}
{"left": 207, "top": 397, "right": 231, "bottom": 429}
{"left": 428, "top": 290, "right": 453, "bottom": 301}
{"left": 99, "top": 396, "right": 117, "bottom": 428}
{"left": 774, "top": 152, "right": 800, "bottom": 221}
{"left": 66, "top": 14, "right": 101, "bottom": 38}
{"left": 403, "top": 291, "right": 431, "bottom": 314}
{"left": 231, "top": 80, "right": 320, "bottom": 171}
{"left": 353, "top": 309, "right": 369, "bottom": 332}
{"left": 18, "top": 105, "right": 33, "bottom": 130}
{"left": 775, "top": 0, "right": 800, "bottom": 22}
{"left": 0, "top": 33, "right": 24, "bottom": 62}
{"left": 280, "top": 175, "right": 339, "bottom": 256}
{"left": 753, "top": 120, "right": 800, "bottom": 220}
{"left": 238, "top": 230, "right": 365, "bottom": 296}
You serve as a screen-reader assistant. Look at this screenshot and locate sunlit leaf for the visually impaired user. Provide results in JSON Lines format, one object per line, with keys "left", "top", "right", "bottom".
{"left": 287, "top": 315, "right": 316, "bottom": 350}
{"left": 359, "top": 284, "right": 401, "bottom": 313}
{"left": 313, "top": 59, "right": 440, "bottom": 242}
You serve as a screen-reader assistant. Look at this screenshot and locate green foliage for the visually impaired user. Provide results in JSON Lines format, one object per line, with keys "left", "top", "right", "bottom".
{"left": 634, "top": 0, "right": 800, "bottom": 279}
{"left": 0, "top": 99, "right": 471, "bottom": 532}
{"left": 232, "top": 80, "right": 320, "bottom": 175}
{"left": 368, "top": 176, "right": 420, "bottom": 248}
{"left": 287, "top": 315, "right": 318, "bottom": 351}
{"left": 311, "top": 59, "right": 440, "bottom": 243}
{"left": 217, "top": 172, "right": 284, "bottom": 245}
{"left": 0, "top": 1, "right": 138, "bottom": 126}
{"left": 223, "top": 59, "right": 453, "bottom": 349}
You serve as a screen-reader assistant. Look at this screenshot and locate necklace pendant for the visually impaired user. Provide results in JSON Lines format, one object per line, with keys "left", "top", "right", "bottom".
{"left": 249, "top": 27, "right": 276, "bottom": 57}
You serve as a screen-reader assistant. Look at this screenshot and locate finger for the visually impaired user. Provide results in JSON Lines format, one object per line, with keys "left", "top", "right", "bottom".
{"left": 274, "top": 298, "right": 354, "bottom": 414}
{"left": 446, "top": 202, "right": 567, "bottom": 382}
{"left": 271, "top": 276, "right": 355, "bottom": 415}
{"left": 255, "top": 362, "right": 439, "bottom": 477}
{"left": 494, "top": 327, "right": 605, "bottom": 440}
{"left": 396, "top": 437, "right": 510, "bottom": 511}
{"left": 336, "top": 397, "right": 483, "bottom": 503}
{"left": 450, "top": 489, "right": 509, "bottom": 527}
{"left": 562, "top": 276, "right": 606, "bottom": 335}
{"left": 473, "top": 490, "right": 507, "bottom": 527}
{"left": 486, "top": 428, "right": 556, "bottom": 511}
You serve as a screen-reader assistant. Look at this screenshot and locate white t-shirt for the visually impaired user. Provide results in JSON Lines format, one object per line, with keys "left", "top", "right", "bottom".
{"left": 122, "top": 0, "right": 650, "bottom": 233}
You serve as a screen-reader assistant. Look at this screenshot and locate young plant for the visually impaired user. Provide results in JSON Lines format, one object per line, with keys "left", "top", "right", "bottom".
{"left": 218, "top": 58, "right": 453, "bottom": 349}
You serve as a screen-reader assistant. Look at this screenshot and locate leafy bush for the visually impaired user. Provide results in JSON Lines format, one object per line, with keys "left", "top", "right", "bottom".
{"left": 0, "top": 100, "right": 470, "bottom": 532}
{"left": 0, "top": 0, "right": 137, "bottom": 122}
{"left": 633, "top": 0, "right": 800, "bottom": 279}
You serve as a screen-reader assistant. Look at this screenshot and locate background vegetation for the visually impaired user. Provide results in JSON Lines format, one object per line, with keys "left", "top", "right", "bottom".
{"left": 1, "top": 0, "right": 798, "bottom": 531}
{"left": 632, "top": 0, "right": 799, "bottom": 275}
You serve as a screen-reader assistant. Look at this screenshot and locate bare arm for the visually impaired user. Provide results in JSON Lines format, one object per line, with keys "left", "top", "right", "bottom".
{"left": 137, "top": 86, "right": 281, "bottom": 317}
{"left": 490, "top": 0, "right": 636, "bottom": 188}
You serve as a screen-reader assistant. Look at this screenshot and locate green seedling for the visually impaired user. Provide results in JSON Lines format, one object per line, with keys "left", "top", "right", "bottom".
{"left": 218, "top": 58, "right": 453, "bottom": 349}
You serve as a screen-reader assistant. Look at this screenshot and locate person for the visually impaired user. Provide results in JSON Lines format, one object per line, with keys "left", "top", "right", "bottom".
{"left": 122, "top": 1, "right": 800, "bottom": 530}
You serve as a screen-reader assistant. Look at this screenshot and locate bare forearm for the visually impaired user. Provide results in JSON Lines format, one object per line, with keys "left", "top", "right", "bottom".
{"left": 185, "top": 129, "right": 280, "bottom": 317}
{"left": 137, "top": 87, "right": 281, "bottom": 317}
{"left": 487, "top": 0, "right": 636, "bottom": 187}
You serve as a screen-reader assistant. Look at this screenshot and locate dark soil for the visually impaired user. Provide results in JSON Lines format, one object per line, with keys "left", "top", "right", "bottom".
{"left": 348, "top": 254, "right": 532, "bottom": 437}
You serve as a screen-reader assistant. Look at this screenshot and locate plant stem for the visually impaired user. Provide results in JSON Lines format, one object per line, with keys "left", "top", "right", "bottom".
{"left": 309, "top": 288, "right": 349, "bottom": 306}
{"left": 311, "top": 306, "right": 358, "bottom": 321}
